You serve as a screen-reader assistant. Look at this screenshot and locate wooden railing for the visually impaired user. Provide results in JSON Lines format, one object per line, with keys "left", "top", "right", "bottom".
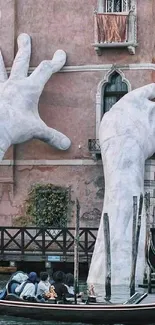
{"left": 0, "top": 227, "right": 98, "bottom": 262}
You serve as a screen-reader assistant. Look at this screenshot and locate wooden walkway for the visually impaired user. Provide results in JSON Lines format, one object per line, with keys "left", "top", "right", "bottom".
{"left": 0, "top": 227, "right": 98, "bottom": 263}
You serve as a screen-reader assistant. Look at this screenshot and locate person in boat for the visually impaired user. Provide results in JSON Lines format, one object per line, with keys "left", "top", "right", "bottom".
{"left": 6, "top": 271, "right": 28, "bottom": 295}
{"left": 15, "top": 271, "right": 38, "bottom": 301}
{"left": 36, "top": 271, "right": 51, "bottom": 299}
{"left": 64, "top": 273, "right": 74, "bottom": 296}
{"left": 46, "top": 271, "right": 68, "bottom": 301}
{"left": 64, "top": 273, "right": 84, "bottom": 299}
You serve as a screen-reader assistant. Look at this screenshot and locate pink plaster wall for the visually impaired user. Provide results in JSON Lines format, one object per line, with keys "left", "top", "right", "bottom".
{"left": 0, "top": 165, "right": 104, "bottom": 228}
{"left": 14, "top": 0, "right": 155, "bottom": 65}
{"left": 0, "top": 0, "right": 15, "bottom": 66}
{"left": 0, "top": 1, "right": 155, "bottom": 227}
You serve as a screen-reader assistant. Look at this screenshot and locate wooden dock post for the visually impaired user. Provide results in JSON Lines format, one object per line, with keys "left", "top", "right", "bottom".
{"left": 74, "top": 198, "right": 80, "bottom": 304}
{"left": 144, "top": 192, "right": 151, "bottom": 293}
{"left": 130, "top": 196, "right": 138, "bottom": 296}
{"left": 130, "top": 194, "right": 143, "bottom": 297}
{"left": 103, "top": 212, "right": 111, "bottom": 301}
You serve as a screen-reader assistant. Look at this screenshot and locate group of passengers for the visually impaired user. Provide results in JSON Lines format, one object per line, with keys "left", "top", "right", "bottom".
{"left": 13, "top": 270, "right": 75, "bottom": 302}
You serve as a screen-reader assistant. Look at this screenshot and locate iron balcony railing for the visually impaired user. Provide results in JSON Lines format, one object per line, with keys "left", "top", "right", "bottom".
{"left": 88, "top": 139, "right": 101, "bottom": 153}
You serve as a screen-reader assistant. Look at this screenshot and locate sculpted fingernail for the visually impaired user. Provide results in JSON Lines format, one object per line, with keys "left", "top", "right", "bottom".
{"left": 17, "top": 33, "right": 31, "bottom": 47}
{"left": 60, "top": 137, "right": 71, "bottom": 150}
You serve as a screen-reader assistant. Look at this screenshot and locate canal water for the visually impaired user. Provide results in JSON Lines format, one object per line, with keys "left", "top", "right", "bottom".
{"left": 0, "top": 275, "right": 152, "bottom": 325}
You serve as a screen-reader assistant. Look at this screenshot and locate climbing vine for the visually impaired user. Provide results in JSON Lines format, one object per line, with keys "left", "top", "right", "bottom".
{"left": 14, "top": 184, "right": 70, "bottom": 227}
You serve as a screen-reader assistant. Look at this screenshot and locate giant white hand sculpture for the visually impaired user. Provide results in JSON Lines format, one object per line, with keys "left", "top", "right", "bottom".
{"left": 88, "top": 83, "right": 155, "bottom": 288}
{"left": 0, "top": 33, "right": 71, "bottom": 161}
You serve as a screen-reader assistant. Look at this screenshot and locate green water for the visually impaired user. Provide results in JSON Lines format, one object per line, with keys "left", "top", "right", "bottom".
{"left": 0, "top": 316, "right": 85, "bottom": 325}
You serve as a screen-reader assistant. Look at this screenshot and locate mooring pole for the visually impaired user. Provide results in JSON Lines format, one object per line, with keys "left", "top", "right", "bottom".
{"left": 103, "top": 212, "right": 111, "bottom": 301}
{"left": 130, "top": 196, "right": 138, "bottom": 296}
{"left": 74, "top": 198, "right": 80, "bottom": 304}
{"left": 144, "top": 192, "right": 151, "bottom": 293}
{"left": 130, "top": 194, "right": 143, "bottom": 296}
{"left": 144, "top": 192, "right": 150, "bottom": 252}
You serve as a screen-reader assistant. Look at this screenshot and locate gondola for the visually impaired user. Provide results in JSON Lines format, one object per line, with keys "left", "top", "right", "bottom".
{"left": 0, "top": 271, "right": 151, "bottom": 324}
{"left": 0, "top": 294, "right": 155, "bottom": 324}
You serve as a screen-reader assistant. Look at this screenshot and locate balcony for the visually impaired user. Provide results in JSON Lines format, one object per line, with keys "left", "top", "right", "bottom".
{"left": 88, "top": 139, "right": 101, "bottom": 155}
{"left": 93, "top": 8, "right": 137, "bottom": 55}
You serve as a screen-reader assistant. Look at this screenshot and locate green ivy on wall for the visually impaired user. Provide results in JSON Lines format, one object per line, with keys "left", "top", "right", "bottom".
{"left": 14, "top": 184, "right": 70, "bottom": 227}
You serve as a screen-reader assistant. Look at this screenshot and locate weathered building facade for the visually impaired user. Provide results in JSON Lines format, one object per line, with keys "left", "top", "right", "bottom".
{"left": 0, "top": 0, "right": 155, "bottom": 229}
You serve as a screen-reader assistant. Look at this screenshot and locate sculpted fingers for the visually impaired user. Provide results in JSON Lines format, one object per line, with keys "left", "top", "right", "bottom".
{"left": 28, "top": 50, "right": 66, "bottom": 92}
{"left": 133, "top": 83, "right": 155, "bottom": 100}
{"left": 141, "top": 83, "right": 155, "bottom": 100}
{"left": 0, "top": 51, "right": 8, "bottom": 82}
{"left": 46, "top": 128, "right": 71, "bottom": 150}
{"left": 10, "top": 33, "right": 31, "bottom": 80}
{"left": 124, "top": 83, "right": 155, "bottom": 101}
{"left": 34, "top": 120, "right": 71, "bottom": 150}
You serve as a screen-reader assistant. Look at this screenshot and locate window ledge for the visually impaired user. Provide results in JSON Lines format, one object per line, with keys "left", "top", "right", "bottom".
{"left": 92, "top": 42, "right": 138, "bottom": 55}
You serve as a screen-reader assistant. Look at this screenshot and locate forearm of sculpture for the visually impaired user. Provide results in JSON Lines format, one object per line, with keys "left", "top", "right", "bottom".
{"left": 103, "top": 141, "right": 145, "bottom": 241}
{"left": 88, "top": 82, "right": 155, "bottom": 288}
{"left": 88, "top": 137, "right": 146, "bottom": 286}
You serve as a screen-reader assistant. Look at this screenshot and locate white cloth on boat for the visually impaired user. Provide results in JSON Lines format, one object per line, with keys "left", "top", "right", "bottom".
{"left": 65, "top": 285, "right": 74, "bottom": 295}
{"left": 36, "top": 280, "right": 51, "bottom": 297}
{"left": 12, "top": 272, "right": 28, "bottom": 283}
{"left": 15, "top": 281, "right": 35, "bottom": 298}
{"left": 5, "top": 272, "right": 28, "bottom": 292}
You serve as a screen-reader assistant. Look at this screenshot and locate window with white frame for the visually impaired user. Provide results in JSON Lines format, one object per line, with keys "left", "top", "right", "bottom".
{"left": 95, "top": 0, "right": 137, "bottom": 54}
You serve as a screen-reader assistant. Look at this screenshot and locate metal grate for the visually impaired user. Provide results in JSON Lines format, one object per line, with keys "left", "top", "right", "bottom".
{"left": 88, "top": 139, "right": 101, "bottom": 152}
{"left": 105, "top": 0, "right": 130, "bottom": 12}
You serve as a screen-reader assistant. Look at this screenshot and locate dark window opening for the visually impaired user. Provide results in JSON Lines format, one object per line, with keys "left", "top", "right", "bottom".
{"left": 113, "top": 0, "right": 122, "bottom": 12}
{"left": 102, "top": 72, "right": 128, "bottom": 116}
{"left": 104, "top": 0, "right": 131, "bottom": 13}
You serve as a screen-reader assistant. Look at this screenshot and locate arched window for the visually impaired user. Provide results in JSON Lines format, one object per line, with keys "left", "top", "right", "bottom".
{"left": 102, "top": 72, "right": 128, "bottom": 115}
{"left": 95, "top": 69, "right": 131, "bottom": 139}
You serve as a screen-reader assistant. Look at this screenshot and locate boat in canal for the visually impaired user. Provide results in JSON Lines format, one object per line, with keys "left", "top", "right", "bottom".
{"left": 0, "top": 270, "right": 153, "bottom": 324}
{"left": 0, "top": 293, "right": 155, "bottom": 324}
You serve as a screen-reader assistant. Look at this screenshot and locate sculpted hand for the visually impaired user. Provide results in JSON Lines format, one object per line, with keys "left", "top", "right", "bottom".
{"left": 88, "top": 83, "right": 155, "bottom": 287}
{"left": 0, "top": 33, "right": 71, "bottom": 160}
